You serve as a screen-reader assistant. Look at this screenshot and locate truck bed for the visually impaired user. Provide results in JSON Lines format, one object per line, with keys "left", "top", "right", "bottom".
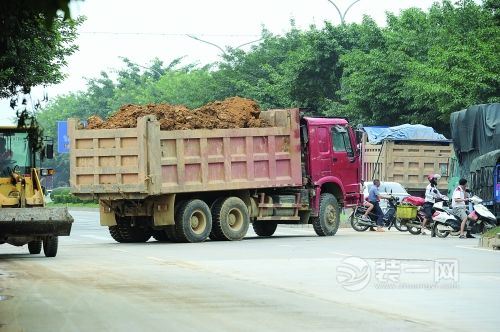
{"left": 69, "top": 109, "right": 302, "bottom": 199}
{"left": 363, "top": 139, "right": 453, "bottom": 195}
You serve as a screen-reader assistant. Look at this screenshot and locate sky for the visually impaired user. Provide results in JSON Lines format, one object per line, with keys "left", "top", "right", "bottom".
{"left": 0, "top": 0, "right": 439, "bottom": 124}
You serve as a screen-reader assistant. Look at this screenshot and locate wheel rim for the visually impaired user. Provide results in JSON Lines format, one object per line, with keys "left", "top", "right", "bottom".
{"left": 325, "top": 205, "right": 336, "bottom": 226}
{"left": 190, "top": 210, "right": 206, "bottom": 234}
{"left": 227, "top": 208, "right": 243, "bottom": 231}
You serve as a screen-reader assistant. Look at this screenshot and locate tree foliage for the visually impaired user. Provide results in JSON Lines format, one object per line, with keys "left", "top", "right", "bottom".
{"left": 37, "top": 0, "right": 499, "bottom": 185}
{"left": 0, "top": 1, "right": 81, "bottom": 98}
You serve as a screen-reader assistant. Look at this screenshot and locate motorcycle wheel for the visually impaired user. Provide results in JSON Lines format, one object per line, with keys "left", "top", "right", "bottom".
{"left": 393, "top": 218, "right": 408, "bottom": 232}
{"left": 350, "top": 211, "right": 370, "bottom": 232}
{"left": 433, "top": 223, "right": 450, "bottom": 238}
{"left": 408, "top": 226, "right": 421, "bottom": 235}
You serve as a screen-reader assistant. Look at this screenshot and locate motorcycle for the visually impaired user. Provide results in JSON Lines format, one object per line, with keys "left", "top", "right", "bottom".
{"left": 350, "top": 195, "right": 407, "bottom": 232}
{"left": 467, "top": 195, "right": 497, "bottom": 234}
{"left": 399, "top": 196, "right": 428, "bottom": 235}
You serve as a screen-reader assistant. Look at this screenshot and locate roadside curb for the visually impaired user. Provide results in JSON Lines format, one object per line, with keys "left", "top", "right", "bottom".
{"left": 479, "top": 233, "right": 500, "bottom": 250}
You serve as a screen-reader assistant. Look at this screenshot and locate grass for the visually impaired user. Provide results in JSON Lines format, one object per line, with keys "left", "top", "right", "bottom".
{"left": 482, "top": 226, "right": 500, "bottom": 239}
{"left": 46, "top": 202, "right": 99, "bottom": 208}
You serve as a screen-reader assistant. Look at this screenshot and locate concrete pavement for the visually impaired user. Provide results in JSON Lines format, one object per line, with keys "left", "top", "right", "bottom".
{"left": 1, "top": 209, "right": 499, "bottom": 331}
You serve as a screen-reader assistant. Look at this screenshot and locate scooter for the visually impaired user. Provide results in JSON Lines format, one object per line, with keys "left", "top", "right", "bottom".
{"left": 350, "top": 195, "right": 407, "bottom": 232}
{"left": 432, "top": 200, "right": 464, "bottom": 238}
{"left": 468, "top": 195, "right": 497, "bottom": 234}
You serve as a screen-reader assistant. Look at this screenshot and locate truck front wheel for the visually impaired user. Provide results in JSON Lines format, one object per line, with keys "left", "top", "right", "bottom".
{"left": 43, "top": 236, "right": 58, "bottom": 257}
{"left": 312, "top": 193, "right": 340, "bottom": 236}
{"left": 211, "top": 197, "right": 250, "bottom": 241}
{"left": 175, "top": 199, "right": 212, "bottom": 243}
{"left": 28, "top": 240, "right": 42, "bottom": 254}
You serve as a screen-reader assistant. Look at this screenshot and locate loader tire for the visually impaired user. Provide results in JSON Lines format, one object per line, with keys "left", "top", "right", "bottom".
{"left": 43, "top": 236, "right": 58, "bottom": 257}
{"left": 175, "top": 199, "right": 212, "bottom": 243}
{"left": 211, "top": 197, "right": 249, "bottom": 241}
{"left": 252, "top": 221, "right": 277, "bottom": 237}
{"left": 28, "top": 240, "right": 42, "bottom": 254}
{"left": 312, "top": 193, "right": 340, "bottom": 236}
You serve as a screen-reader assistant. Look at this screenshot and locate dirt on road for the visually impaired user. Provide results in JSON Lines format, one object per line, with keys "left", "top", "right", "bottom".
{"left": 87, "top": 97, "right": 268, "bottom": 130}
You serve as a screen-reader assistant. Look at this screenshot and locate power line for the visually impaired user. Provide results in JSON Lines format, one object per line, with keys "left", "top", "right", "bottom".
{"left": 79, "top": 31, "right": 261, "bottom": 38}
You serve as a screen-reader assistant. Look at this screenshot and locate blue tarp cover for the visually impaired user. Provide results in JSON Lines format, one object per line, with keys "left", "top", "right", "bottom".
{"left": 364, "top": 124, "right": 448, "bottom": 144}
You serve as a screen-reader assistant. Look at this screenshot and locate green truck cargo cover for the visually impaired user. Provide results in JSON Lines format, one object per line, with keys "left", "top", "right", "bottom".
{"left": 450, "top": 103, "right": 500, "bottom": 177}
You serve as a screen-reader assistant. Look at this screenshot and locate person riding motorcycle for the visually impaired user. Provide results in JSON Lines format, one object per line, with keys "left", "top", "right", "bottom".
{"left": 421, "top": 174, "right": 448, "bottom": 236}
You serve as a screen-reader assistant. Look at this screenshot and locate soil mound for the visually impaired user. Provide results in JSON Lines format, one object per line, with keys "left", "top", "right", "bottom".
{"left": 87, "top": 97, "right": 268, "bottom": 130}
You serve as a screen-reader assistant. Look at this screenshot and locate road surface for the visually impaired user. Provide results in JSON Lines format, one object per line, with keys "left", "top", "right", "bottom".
{"left": 1, "top": 209, "right": 499, "bottom": 331}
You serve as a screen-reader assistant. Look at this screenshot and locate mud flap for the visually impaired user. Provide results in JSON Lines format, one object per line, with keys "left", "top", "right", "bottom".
{"left": 0, "top": 207, "right": 73, "bottom": 237}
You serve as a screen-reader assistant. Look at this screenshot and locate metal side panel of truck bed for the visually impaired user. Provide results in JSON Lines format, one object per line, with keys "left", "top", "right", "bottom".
{"left": 69, "top": 109, "right": 302, "bottom": 199}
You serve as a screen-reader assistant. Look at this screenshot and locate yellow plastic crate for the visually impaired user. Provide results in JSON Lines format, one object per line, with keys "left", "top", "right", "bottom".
{"left": 397, "top": 205, "right": 417, "bottom": 219}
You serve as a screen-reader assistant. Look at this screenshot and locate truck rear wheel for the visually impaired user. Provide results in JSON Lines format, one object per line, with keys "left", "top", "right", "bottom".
{"left": 152, "top": 230, "right": 169, "bottom": 242}
{"left": 109, "top": 226, "right": 125, "bottom": 242}
{"left": 211, "top": 197, "right": 249, "bottom": 241}
{"left": 43, "top": 236, "right": 58, "bottom": 257}
{"left": 28, "top": 240, "right": 42, "bottom": 254}
{"left": 165, "top": 225, "right": 179, "bottom": 242}
{"left": 252, "top": 221, "right": 278, "bottom": 237}
{"left": 175, "top": 199, "right": 212, "bottom": 243}
{"left": 113, "top": 217, "right": 151, "bottom": 243}
{"left": 312, "top": 193, "right": 340, "bottom": 236}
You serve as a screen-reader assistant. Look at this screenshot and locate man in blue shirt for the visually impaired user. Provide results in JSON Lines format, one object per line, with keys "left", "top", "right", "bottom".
{"left": 368, "top": 179, "right": 385, "bottom": 232}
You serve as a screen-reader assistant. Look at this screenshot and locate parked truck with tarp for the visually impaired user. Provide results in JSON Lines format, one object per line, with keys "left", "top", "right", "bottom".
{"left": 361, "top": 125, "right": 453, "bottom": 196}
{"left": 69, "top": 108, "right": 362, "bottom": 243}
{"left": 0, "top": 126, "right": 73, "bottom": 257}
{"left": 450, "top": 103, "right": 500, "bottom": 221}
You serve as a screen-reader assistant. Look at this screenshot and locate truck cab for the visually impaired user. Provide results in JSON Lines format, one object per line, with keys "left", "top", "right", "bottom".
{"left": 302, "top": 116, "right": 361, "bottom": 208}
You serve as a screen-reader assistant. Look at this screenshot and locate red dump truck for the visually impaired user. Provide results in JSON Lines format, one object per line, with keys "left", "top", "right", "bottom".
{"left": 69, "top": 109, "right": 361, "bottom": 243}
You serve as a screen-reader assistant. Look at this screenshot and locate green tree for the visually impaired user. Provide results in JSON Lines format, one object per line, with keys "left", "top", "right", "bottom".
{"left": 0, "top": 2, "right": 82, "bottom": 98}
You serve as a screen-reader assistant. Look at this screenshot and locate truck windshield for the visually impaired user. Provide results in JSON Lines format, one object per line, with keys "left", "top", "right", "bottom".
{"left": 0, "top": 132, "right": 30, "bottom": 175}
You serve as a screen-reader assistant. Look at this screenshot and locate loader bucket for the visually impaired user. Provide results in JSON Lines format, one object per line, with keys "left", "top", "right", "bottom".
{"left": 0, "top": 207, "right": 73, "bottom": 237}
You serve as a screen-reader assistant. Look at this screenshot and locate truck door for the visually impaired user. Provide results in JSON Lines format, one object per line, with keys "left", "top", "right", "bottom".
{"left": 331, "top": 125, "right": 360, "bottom": 205}
{"left": 314, "top": 126, "right": 333, "bottom": 178}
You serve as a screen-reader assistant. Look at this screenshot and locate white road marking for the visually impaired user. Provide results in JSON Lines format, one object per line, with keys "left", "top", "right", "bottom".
{"left": 455, "top": 245, "right": 497, "bottom": 252}
{"left": 329, "top": 251, "right": 352, "bottom": 257}
{"left": 147, "top": 256, "right": 165, "bottom": 263}
{"left": 80, "top": 235, "right": 112, "bottom": 241}
{"left": 111, "top": 248, "right": 130, "bottom": 253}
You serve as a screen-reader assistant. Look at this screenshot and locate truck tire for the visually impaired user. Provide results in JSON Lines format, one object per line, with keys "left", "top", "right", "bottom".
{"left": 165, "top": 225, "right": 179, "bottom": 242}
{"left": 109, "top": 226, "right": 126, "bottom": 243}
{"left": 28, "top": 240, "right": 42, "bottom": 254}
{"left": 152, "top": 230, "right": 169, "bottom": 242}
{"left": 114, "top": 217, "right": 151, "bottom": 243}
{"left": 175, "top": 199, "right": 212, "bottom": 243}
{"left": 211, "top": 197, "right": 249, "bottom": 241}
{"left": 252, "top": 221, "right": 277, "bottom": 237}
{"left": 312, "top": 193, "right": 340, "bottom": 236}
{"left": 43, "top": 236, "right": 58, "bottom": 257}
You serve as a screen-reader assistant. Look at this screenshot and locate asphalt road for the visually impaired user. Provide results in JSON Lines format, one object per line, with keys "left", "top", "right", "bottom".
{"left": 1, "top": 209, "right": 499, "bottom": 332}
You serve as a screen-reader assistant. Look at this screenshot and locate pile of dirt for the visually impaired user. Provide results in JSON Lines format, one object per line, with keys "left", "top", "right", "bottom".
{"left": 87, "top": 97, "right": 269, "bottom": 130}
